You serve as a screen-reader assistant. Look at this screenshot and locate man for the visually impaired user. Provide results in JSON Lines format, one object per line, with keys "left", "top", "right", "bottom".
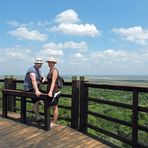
{"left": 24, "top": 58, "right": 46, "bottom": 120}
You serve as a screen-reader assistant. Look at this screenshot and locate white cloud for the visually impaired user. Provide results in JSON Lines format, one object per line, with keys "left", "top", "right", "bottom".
{"left": 38, "top": 41, "right": 88, "bottom": 60}
{"left": 1, "top": 46, "right": 148, "bottom": 75}
{"left": 3, "top": 47, "right": 31, "bottom": 60}
{"left": 69, "top": 52, "right": 86, "bottom": 64}
{"left": 90, "top": 49, "right": 148, "bottom": 64}
{"left": 38, "top": 41, "right": 88, "bottom": 61}
{"left": 51, "top": 23, "right": 100, "bottom": 37}
{"left": 55, "top": 9, "right": 80, "bottom": 24}
{"left": 50, "top": 9, "right": 100, "bottom": 37}
{"left": 43, "top": 42, "right": 63, "bottom": 51}
{"left": 86, "top": 48, "right": 148, "bottom": 74}
{"left": 112, "top": 26, "right": 148, "bottom": 45}
{"left": 63, "top": 41, "right": 88, "bottom": 51}
{"left": 8, "top": 27, "right": 48, "bottom": 41}
{"left": 0, "top": 46, "right": 34, "bottom": 75}
{"left": 6, "top": 20, "right": 20, "bottom": 27}
{"left": 73, "top": 53, "right": 83, "bottom": 58}
{"left": 38, "top": 43, "right": 64, "bottom": 60}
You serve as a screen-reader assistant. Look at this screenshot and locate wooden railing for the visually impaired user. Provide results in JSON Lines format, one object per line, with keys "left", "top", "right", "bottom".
{"left": 79, "top": 77, "right": 148, "bottom": 148}
{"left": 0, "top": 77, "right": 148, "bottom": 148}
{"left": 0, "top": 77, "right": 79, "bottom": 130}
{"left": 2, "top": 89, "right": 52, "bottom": 130}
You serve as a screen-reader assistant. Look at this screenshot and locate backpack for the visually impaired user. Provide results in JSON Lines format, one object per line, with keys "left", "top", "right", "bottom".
{"left": 48, "top": 68, "right": 64, "bottom": 89}
{"left": 54, "top": 68, "right": 64, "bottom": 89}
{"left": 57, "top": 75, "right": 64, "bottom": 89}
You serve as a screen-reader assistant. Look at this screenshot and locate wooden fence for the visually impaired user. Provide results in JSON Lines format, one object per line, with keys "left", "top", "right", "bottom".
{"left": 79, "top": 77, "right": 148, "bottom": 148}
{"left": 0, "top": 76, "right": 148, "bottom": 148}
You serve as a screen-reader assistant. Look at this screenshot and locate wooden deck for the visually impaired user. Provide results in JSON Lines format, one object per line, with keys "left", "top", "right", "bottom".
{"left": 0, "top": 113, "right": 109, "bottom": 148}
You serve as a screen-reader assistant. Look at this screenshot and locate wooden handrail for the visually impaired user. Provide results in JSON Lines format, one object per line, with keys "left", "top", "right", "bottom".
{"left": 2, "top": 89, "right": 49, "bottom": 99}
{"left": 2, "top": 89, "right": 51, "bottom": 131}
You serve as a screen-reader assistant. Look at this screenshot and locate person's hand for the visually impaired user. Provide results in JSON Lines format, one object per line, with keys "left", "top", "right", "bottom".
{"left": 41, "top": 77, "right": 46, "bottom": 83}
{"left": 48, "top": 91, "right": 53, "bottom": 98}
{"left": 35, "top": 90, "right": 42, "bottom": 97}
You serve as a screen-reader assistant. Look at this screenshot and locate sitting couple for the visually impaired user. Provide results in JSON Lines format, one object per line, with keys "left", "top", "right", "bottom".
{"left": 24, "top": 57, "right": 61, "bottom": 128}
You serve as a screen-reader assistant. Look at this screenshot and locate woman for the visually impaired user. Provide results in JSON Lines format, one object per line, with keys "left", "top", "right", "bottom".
{"left": 46, "top": 57, "right": 61, "bottom": 127}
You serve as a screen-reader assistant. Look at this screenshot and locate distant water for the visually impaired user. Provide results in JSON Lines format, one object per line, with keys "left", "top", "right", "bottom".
{"left": 1, "top": 75, "right": 148, "bottom": 86}
{"left": 86, "top": 75, "right": 148, "bottom": 86}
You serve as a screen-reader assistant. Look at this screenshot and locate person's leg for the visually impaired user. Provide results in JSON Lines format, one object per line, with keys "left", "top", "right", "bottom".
{"left": 50, "top": 93, "right": 60, "bottom": 127}
{"left": 50, "top": 105, "right": 58, "bottom": 127}
{"left": 52, "top": 105, "right": 58, "bottom": 122}
{"left": 33, "top": 100, "right": 42, "bottom": 120}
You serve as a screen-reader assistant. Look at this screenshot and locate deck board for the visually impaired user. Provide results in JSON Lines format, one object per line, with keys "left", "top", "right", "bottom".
{"left": 0, "top": 115, "right": 109, "bottom": 148}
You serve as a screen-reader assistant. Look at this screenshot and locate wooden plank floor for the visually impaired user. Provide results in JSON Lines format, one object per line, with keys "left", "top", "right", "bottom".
{"left": 0, "top": 113, "right": 109, "bottom": 148}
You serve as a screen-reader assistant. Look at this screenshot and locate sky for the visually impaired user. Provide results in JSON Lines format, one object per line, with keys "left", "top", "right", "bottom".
{"left": 0, "top": 0, "right": 148, "bottom": 76}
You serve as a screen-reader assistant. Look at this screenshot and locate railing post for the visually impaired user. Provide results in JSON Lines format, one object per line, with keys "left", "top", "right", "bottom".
{"left": 71, "top": 76, "right": 80, "bottom": 129}
{"left": 44, "top": 98, "right": 51, "bottom": 131}
{"left": 2, "top": 92, "right": 8, "bottom": 118}
{"left": 12, "top": 77, "right": 16, "bottom": 112}
{"left": 21, "top": 96, "right": 26, "bottom": 124}
{"left": 79, "top": 76, "right": 88, "bottom": 133}
{"left": 4, "top": 75, "right": 16, "bottom": 112}
{"left": 132, "top": 89, "right": 139, "bottom": 148}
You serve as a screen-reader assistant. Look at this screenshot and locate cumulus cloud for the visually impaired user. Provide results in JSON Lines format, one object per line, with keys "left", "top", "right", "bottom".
{"left": 0, "top": 46, "right": 34, "bottom": 75}
{"left": 43, "top": 41, "right": 87, "bottom": 51}
{"left": 90, "top": 49, "right": 148, "bottom": 65}
{"left": 112, "top": 26, "right": 148, "bottom": 45}
{"left": 41, "top": 42, "right": 63, "bottom": 58}
{"left": 2, "top": 47, "right": 31, "bottom": 60}
{"left": 39, "top": 41, "right": 88, "bottom": 59}
{"left": 55, "top": 9, "right": 80, "bottom": 24}
{"left": 43, "top": 42, "right": 63, "bottom": 51}
{"left": 63, "top": 41, "right": 87, "bottom": 51}
{"left": 51, "top": 23, "right": 99, "bottom": 37}
{"left": 50, "top": 9, "right": 100, "bottom": 37}
{"left": 69, "top": 52, "right": 86, "bottom": 64}
{"left": 36, "top": 43, "right": 63, "bottom": 61}
{"left": 37, "top": 41, "right": 88, "bottom": 62}
{"left": 8, "top": 27, "right": 48, "bottom": 41}
{"left": 85, "top": 48, "right": 148, "bottom": 74}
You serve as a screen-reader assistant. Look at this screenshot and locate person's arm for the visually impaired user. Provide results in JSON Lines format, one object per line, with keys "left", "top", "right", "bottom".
{"left": 39, "top": 70, "right": 46, "bottom": 83}
{"left": 29, "top": 73, "right": 41, "bottom": 97}
{"left": 48, "top": 69, "right": 58, "bottom": 97}
{"left": 41, "top": 74, "right": 46, "bottom": 83}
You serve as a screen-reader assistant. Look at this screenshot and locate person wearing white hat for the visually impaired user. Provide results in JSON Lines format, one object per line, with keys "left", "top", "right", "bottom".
{"left": 46, "top": 57, "right": 61, "bottom": 127}
{"left": 24, "top": 57, "right": 46, "bottom": 121}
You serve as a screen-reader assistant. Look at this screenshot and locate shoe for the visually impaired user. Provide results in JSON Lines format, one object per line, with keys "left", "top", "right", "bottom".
{"left": 50, "top": 122, "right": 58, "bottom": 128}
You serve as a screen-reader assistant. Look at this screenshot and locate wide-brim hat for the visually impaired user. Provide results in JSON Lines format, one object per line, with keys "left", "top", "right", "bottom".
{"left": 46, "top": 57, "right": 57, "bottom": 63}
{"left": 34, "top": 58, "right": 43, "bottom": 64}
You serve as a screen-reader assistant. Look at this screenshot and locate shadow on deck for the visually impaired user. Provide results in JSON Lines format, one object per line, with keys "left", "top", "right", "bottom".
{"left": 0, "top": 113, "right": 109, "bottom": 148}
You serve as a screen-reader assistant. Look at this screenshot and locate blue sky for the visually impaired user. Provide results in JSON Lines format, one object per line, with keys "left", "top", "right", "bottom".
{"left": 1, "top": 0, "right": 148, "bottom": 76}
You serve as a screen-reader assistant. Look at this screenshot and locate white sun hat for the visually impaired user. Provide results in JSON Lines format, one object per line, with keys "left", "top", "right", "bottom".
{"left": 34, "top": 58, "right": 43, "bottom": 64}
{"left": 46, "top": 57, "right": 57, "bottom": 63}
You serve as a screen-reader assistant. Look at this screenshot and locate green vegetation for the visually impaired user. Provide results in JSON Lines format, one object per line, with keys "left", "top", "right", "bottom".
{"left": 0, "top": 82, "right": 4, "bottom": 110}
{"left": 88, "top": 88, "right": 148, "bottom": 147}
{"left": 0, "top": 82, "right": 147, "bottom": 148}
